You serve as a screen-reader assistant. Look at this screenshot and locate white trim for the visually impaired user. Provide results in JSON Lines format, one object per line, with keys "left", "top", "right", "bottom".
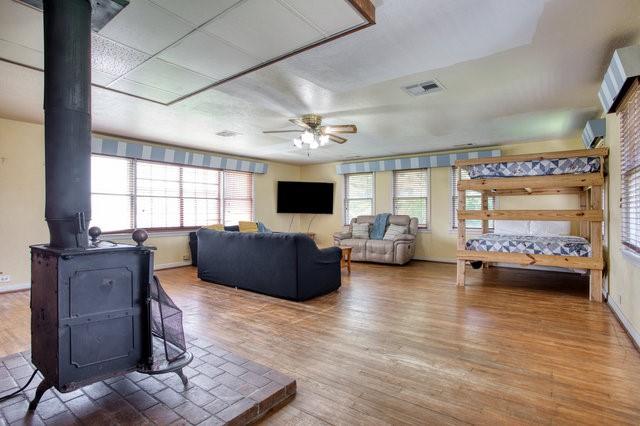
{"left": 0, "top": 282, "right": 30, "bottom": 293}
{"left": 415, "top": 256, "right": 455, "bottom": 263}
{"left": 608, "top": 296, "right": 640, "bottom": 349}
{"left": 622, "top": 247, "right": 640, "bottom": 268}
{"left": 155, "top": 261, "right": 192, "bottom": 270}
{"left": 106, "top": 230, "right": 191, "bottom": 239}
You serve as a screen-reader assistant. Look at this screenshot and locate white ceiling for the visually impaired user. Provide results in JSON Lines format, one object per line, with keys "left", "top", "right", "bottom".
{"left": 0, "top": 0, "right": 639, "bottom": 164}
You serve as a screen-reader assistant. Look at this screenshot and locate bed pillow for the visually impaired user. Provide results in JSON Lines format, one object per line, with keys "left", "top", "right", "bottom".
{"left": 494, "top": 220, "right": 530, "bottom": 235}
{"left": 352, "top": 223, "right": 370, "bottom": 239}
{"left": 383, "top": 224, "right": 408, "bottom": 240}
{"left": 530, "top": 220, "right": 570, "bottom": 236}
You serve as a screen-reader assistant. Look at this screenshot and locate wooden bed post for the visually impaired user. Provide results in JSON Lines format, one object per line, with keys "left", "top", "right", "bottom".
{"left": 579, "top": 191, "right": 589, "bottom": 238}
{"left": 589, "top": 185, "right": 603, "bottom": 302}
{"left": 481, "top": 191, "right": 490, "bottom": 268}
{"left": 456, "top": 168, "right": 467, "bottom": 286}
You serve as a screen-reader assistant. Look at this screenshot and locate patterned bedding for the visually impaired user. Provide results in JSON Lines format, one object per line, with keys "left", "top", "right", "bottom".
{"left": 465, "top": 156, "right": 600, "bottom": 179}
{"left": 465, "top": 234, "right": 592, "bottom": 257}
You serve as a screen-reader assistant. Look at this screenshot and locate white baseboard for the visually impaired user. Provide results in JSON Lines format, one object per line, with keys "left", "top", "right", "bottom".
{"left": 608, "top": 297, "right": 640, "bottom": 350}
{"left": 415, "top": 256, "right": 455, "bottom": 264}
{"left": 155, "top": 261, "right": 192, "bottom": 270}
{"left": 0, "top": 282, "right": 30, "bottom": 293}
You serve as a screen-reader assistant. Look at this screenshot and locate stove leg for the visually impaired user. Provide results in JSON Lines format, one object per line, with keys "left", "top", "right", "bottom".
{"left": 176, "top": 369, "right": 188, "bottom": 387}
{"left": 28, "top": 380, "right": 51, "bottom": 411}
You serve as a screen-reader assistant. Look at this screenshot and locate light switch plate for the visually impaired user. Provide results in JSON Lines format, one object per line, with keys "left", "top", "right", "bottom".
{"left": 0, "top": 275, "right": 10, "bottom": 283}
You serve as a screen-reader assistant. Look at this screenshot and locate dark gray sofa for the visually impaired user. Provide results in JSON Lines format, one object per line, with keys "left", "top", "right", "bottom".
{"left": 196, "top": 228, "right": 341, "bottom": 301}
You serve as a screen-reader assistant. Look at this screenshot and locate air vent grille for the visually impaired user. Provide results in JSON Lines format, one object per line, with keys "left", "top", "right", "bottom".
{"left": 403, "top": 80, "right": 444, "bottom": 96}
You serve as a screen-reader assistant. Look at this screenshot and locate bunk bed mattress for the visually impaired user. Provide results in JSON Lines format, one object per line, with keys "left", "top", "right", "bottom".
{"left": 465, "top": 156, "right": 601, "bottom": 179}
{"left": 465, "top": 234, "right": 592, "bottom": 257}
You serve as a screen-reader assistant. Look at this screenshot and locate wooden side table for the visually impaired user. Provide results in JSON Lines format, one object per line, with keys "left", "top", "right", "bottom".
{"left": 339, "top": 246, "right": 352, "bottom": 273}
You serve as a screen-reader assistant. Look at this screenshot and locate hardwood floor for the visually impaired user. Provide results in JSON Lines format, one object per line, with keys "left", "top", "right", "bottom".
{"left": 2, "top": 261, "right": 640, "bottom": 424}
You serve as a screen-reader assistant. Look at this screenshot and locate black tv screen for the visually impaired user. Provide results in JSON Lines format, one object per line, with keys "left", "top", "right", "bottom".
{"left": 277, "top": 181, "right": 334, "bottom": 214}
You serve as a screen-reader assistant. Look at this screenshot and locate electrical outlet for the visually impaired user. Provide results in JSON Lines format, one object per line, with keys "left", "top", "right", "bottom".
{"left": 183, "top": 255, "right": 190, "bottom": 261}
{"left": 0, "top": 275, "right": 10, "bottom": 283}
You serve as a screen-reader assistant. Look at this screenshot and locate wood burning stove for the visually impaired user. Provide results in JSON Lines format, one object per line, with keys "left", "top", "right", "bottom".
{"left": 27, "top": 0, "right": 191, "bottom": 410}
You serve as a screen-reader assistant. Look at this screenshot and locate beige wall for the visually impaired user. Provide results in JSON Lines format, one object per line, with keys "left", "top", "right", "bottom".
{"left": 602, "top": 111, "right": 640, "bottom": 340}
{"left": 0, "top": 117, "right": 301, "bottom": 287}
{"left": 300, "top": 138, "right": 583, "bottom": 260}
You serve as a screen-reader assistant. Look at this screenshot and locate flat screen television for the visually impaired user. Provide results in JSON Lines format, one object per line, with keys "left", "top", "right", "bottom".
{"left": 277, "top": 181, "right": 334, "bottom": 214}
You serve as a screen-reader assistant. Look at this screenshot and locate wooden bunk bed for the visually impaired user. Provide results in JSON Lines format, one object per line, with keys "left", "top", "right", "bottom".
{"left": 455, "top": 148, "right": 608, "bottom": 302}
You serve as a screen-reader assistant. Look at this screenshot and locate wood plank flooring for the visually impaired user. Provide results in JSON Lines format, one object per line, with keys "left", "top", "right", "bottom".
{"left": 2, "top": 261, "right": 640, "bottom": 424}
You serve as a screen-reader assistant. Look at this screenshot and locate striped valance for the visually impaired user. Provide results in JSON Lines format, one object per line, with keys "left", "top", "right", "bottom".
{"left": 336, "top": 149, "right": 501, "bottom": 175}
{"left": 581, "top": 119, "right": 606, "bottom": 149}
{"left": 91, "top": 135, "right": 268, "bottom": 174}
{"left": 598, "top": 45, "right": 640, "bottom": 113}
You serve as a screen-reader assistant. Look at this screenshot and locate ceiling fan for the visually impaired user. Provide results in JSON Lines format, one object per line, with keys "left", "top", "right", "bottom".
{"left": 263, "top": 114, "right": 357, "bottom": 149}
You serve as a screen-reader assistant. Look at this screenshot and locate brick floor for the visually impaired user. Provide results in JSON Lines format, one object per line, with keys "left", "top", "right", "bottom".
{"left": 0, "top": 338, "right": 296, "bottom": 425}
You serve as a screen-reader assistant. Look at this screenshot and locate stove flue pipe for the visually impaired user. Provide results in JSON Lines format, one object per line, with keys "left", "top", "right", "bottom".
{"left": 43, "top": 0, "right": 92, "bottom": 249}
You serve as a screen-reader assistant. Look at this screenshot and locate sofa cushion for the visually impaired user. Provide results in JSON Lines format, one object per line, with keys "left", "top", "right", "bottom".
{"left": 340, "top": 239, "right": 367, "bottom": 260}
{"left": 205, "top": 224, "right": 224, "bottom": 231}
{"left": 366, "top": 239, "right": 394, "bottom": 263}
{"left": 383, "top": 223, "right": 407, "bottom": 240}
{"left": 352, "top": 223, "right": 370, "bottom": 239}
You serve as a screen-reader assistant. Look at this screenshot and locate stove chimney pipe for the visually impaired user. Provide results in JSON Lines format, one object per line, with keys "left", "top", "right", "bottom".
{"left": 43, "top": 0, "right": 92, "bottom": 249}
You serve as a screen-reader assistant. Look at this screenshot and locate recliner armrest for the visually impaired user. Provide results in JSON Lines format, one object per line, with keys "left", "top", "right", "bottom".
{"left": 333, "top": 231, "right": 352, "bottom": 241}
{"left": 393, "top": 234, "right": 415, "bottom": 244}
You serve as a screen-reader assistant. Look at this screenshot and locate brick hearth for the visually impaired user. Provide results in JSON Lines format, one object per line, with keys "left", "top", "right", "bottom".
{"left": 0, "top": 338, "right": 296, "bottom": 425}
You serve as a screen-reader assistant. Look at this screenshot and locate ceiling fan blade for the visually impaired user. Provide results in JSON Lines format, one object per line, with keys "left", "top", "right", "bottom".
{"left": 262, "top": 130, "right": 302, "bottom": 134}
{"left": 327, "top": 133, "right": 347, "bottom": 144}
{"left": 289, "top": 118, "right": 311, "bottom": 129}
{"left": 321, "top": 124, "right": 357, "bottom": 134}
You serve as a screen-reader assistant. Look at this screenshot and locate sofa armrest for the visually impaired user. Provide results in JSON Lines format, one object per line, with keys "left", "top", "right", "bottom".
{"left": 333, "top": 231, "right": 352, "bottom": 242}
{"left": 393, "top": 234, "right": 415, "bottom": 244}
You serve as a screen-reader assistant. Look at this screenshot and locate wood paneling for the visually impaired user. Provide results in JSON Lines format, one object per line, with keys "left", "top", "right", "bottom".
{"left": 3, "top": 263, "right": 640, "bottom": 424}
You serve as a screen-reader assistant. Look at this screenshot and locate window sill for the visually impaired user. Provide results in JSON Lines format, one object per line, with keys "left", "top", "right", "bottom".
{"left": 621, "top": 247, "right": 640, "bottom": 268}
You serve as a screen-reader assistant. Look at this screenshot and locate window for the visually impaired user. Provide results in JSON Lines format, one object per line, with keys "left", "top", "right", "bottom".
{"left": 90, "top": 155, "right": 254, "bottom": 232}
{"left": 450, "top": 166, "right": 495, "bottom": 229}
{"left": 620, "top": 80, "right": 640, "bottom": 254}
{"left": 393, "top": 169, "right": 429, "bottom": 228}
{"left": 344, "top": 173, "right": 374, "bottom": 224}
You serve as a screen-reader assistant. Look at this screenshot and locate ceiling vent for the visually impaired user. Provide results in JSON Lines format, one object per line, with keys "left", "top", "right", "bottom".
{"left": 403, "top": 80, "right": 444, "bottom": 96}
{"left": 216, "top": 130, "right": 240, "bottom": 138}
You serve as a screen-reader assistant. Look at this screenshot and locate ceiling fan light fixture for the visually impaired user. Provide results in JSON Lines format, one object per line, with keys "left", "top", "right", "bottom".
{"left": 301, "top": 130, "right": 314, "bottom": 144}
{"left": 319, "top": 134, "right": 329, "bottom": 146}
{"left": 309, "top": 139, "right": 319, "bottom": 149}
{"left": 293, "top": 137, "right": 303, "bottom": 148}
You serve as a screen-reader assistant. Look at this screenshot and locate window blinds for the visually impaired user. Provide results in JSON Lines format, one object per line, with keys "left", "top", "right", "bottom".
{"left": 451, "top": 167, "right": 495, "bottom": 229}
{"left": 223, "top": 171, "right": 254, "bottom": 226}
{"left": 90, "top": 155, "right": 254, "bottom": 232}
{"left": 345, "top": 173, "right": 374, "bottom": 224}
{"left": 620, "top": 80, "right": 640, "bottom": 254}
{"left": 393, "top": 169, "right": 429, "bottom": 228}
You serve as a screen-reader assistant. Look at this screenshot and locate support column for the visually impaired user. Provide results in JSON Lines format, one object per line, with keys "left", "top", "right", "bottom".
{"left": 456, "top": 170, "right": 467, "bottom": 286}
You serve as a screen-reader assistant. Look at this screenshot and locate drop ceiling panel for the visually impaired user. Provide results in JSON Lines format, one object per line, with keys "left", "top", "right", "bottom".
{"left": 203, "top": 0, "right": 323, "bottom": 61}
{"left": 117, "top": 58, "right": 214, "bottom": 96}
{"left": 108, "top": 78, "right": 179, "bottom": 104}
{"left": 0, "top": 0, "right": 43, "bottom": 53}
{"left": 98, "top": 0, "right": 194, "bottom": 55}
{"left": 92, "top": 69, "right": 119, "bottom": 86}
{"left": 91, "top": 34, "right": 149, "bottom": 78}
{"left": 149, "top": 0, "right": 241, "bottom": 26}
{"left": 282, "top": 0, "right": 366, "bottom": 35}
{"left": 158, "top": 31, "right": 260, "bottom": 81}
{"left": 0, "top": 39, "right": 42, "bottom": 69}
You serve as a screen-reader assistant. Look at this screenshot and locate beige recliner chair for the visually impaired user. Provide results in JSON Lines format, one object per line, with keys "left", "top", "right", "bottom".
{"left": 333, "top": 215, "right": 418, "bottom": 265}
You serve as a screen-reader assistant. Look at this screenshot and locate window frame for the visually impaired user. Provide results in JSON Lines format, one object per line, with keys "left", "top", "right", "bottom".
{"left": 343, "top": 172, "right": 375, "bottom": 225}
{"left": 392, "top": 168, "right": 430, "bottom": 230}
{"left": 91, "top": 154, "right": 255, "bottom": 234}
{"left": 450, "top": 166, "right": 496, "bottom": 231}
